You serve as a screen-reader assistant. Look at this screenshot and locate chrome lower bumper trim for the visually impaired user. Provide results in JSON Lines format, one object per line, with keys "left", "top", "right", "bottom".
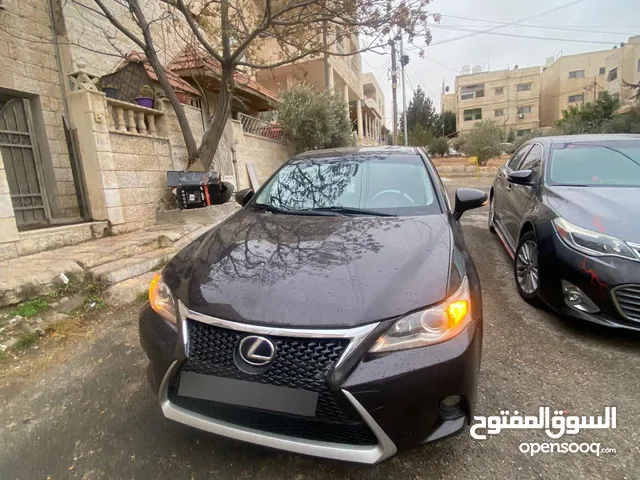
{"left": 158, "top": 361, "right": 397, "bottom": 464}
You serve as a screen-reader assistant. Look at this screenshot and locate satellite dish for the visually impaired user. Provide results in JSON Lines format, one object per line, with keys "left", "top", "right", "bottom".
{"left": 445, "top": 86, "right": 450, "bottom": 93}
{"left": 472, "top": 65, "right": 481, "bottom": 74}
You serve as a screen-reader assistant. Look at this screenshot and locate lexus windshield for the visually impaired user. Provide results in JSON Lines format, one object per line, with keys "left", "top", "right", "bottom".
{"left": 251, "top": 153, "right": 443, "bottom": 216}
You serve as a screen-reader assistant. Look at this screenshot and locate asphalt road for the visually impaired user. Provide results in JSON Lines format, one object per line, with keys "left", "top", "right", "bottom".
{"left": 1, "top": 176, "right": 639, "bottom": 479}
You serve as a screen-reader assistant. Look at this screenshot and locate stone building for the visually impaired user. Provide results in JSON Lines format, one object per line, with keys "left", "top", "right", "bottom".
{"left": 0, "top": 0, "right": 291, "bottom": 259}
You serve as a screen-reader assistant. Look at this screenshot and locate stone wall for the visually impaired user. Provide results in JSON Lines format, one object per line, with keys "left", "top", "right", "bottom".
{"left": 0, "top": 0, "right": 80, "bottom": 221}
{"left": 165, "top": 104, "right": 205, "bottom": 171}
{"left": 107, "top": 132, "right": 173, "bottom": 233}
{"left": 231, "top": 120, "right": 291, "bottom": 190}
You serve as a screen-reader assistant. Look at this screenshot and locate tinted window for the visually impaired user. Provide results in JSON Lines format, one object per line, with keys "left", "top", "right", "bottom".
{"left": 519, "top": 144, "right": 543, "bottom": 182}
{"left": 507, "top": 145, "right": 532, "bottom": 170}
{"left": 253, "top": 154, "right": 441, "bottom": 216}
{"left": 549, "top": 141, "right": 640, "bottom": 187}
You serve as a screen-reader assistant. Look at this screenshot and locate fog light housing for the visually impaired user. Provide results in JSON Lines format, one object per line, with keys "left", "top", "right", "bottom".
{"left": 439, "top": 395, "right": 465, "bottom": 419}
{"left": 561, "top": 280, "right": 600, "bottom": 313}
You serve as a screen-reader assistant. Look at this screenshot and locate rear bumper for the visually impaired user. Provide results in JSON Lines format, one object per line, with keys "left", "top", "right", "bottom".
{"left": 139, "top": 302, "right": 482, "bottom": 463}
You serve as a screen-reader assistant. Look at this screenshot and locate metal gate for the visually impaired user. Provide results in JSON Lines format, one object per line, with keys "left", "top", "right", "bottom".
{"left": 0, "top": 97, "right": 51, "bottom": 228}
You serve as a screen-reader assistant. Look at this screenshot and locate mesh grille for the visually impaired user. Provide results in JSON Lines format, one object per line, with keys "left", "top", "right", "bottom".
{"left": 170, "top": 320, "right": 378, "bottom": 446}
{"left": 613, "top": 285, "right": 640, "bottom": 323}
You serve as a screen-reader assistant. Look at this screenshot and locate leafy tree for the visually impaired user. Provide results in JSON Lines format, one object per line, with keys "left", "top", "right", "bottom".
{"left": 432, "top": 111, "right": 456, "bottom": 137}
{"left": 428, "top": 136, "right": 448, "bottom": 157}
{"left": 601, "top": 106, "right": 640, "bottom": 133}
{"left": 555, "top": 92, "right": 620, "bottom": 134}
{"left": 407, "top": 124, "right": 434, "bottom": 147}
{"left": 399, "top": 86, "right": 436, "bottom": 134}
{"left": 84, "top": 0, "right": 438, "bottom": 170}
{"left": 277, "top": 83, "right": 353, "bottom": 153}
{"left": 459, "top": 121, "right": 504, "bottom": 166}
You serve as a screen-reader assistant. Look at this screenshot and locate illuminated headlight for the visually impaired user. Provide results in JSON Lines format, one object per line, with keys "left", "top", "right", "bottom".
{"left": 553, "top": 217, "right": 637, "bottom": 260}
{"left": 149, "top": 273, "right": 177, "bottom": 324}
{"left": 369, "top": 277, "right": 472, "bottom": 353}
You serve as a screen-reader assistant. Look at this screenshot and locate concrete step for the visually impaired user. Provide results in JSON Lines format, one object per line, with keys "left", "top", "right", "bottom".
{"left": 14, "top": 221, "right": 109, "bottom": 257}
{"left": 104, "top": 270, "right": 159, "bottom": 306}
{"left": 89, "top": 247, "right": 179, "bottom": 285}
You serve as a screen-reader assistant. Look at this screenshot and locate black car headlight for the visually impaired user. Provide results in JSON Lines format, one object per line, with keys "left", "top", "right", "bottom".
{"left": 553, "top": 217, "right": 637, "bottom": 260}
{"left": 369, "top": 276, "right": 472, "bottom": 353}
{"left": 149, "top": 273, "right": 177, "bottom": 324}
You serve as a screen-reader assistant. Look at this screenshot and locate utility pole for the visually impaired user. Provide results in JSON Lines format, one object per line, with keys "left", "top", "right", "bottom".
{"left": 390, "top": 39, "right": 398, "bottom": 145}
{"left": 399, "top": 33, "right": 408, "bottom": 146}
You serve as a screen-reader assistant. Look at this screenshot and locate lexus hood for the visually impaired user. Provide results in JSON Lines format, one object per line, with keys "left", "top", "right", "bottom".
{"left": 546, "top": 186, "right": 640, "bottom": 243}
{"left": 163, "top": 210, "right": 453, "bottom": 328}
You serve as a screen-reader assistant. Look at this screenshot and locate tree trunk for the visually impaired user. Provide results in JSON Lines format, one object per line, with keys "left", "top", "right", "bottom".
{"left": 197, "top": 64, "right": 235, "bottom": 171}
{"left": 144, "top": 47, "right": 199, "bottom": 165}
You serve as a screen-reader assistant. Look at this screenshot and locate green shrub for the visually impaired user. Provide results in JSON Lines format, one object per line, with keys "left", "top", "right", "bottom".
{"left": 459, "top": 121, "right": 504, "bottom": 165}
{"left": 428, "top": 136, "right": 449, "bottom": 157}
{"left": 277, "top": 83, "right": 354, "bottom": 154}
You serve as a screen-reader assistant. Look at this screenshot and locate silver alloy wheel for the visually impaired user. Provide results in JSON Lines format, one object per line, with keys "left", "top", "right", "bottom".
{"left": 516, "top": 240, "right": 539, "bottom": 294}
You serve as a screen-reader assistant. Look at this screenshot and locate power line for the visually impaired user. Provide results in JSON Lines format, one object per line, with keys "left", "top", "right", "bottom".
{"left": 421, "top": 24, "right": 627, "bottom": 46}
{"left": 439, "top": 15, "right": 640, "bottom": 36}
{"left": 427, "top": 0, "right": 587, "bottom": 46}
{"left": 421, "top": 55, "right": 460, "bottom": 73}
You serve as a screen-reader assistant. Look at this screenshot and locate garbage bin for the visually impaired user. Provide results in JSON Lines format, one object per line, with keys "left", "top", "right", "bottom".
{"left": 167, "top": 171, "right": 228, "bottom": 210}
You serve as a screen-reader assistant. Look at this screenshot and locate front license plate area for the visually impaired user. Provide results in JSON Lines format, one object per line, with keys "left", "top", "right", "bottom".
{"left": 177, "top": 371, "right": 319, "bottom": 417}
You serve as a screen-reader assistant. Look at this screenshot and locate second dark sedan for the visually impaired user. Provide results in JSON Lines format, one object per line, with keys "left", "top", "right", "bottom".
{"left": 140, "top": 147, "right": 487, "bottom": 463}
{"left": 489, "top": 134, "right": 640, "bottom": 331}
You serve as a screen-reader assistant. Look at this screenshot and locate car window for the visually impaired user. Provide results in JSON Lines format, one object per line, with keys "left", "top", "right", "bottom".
{"left": 252, "top": 154, "right": 441, "bottom": 216}
{"left": 519, "top": 144, "right": 543, "bottom": 182}
{"left": 506, "top": 145, "right": 532, "bottom": 171}
{"left": 549, "top": 140, "right": 640, "bottom": 186}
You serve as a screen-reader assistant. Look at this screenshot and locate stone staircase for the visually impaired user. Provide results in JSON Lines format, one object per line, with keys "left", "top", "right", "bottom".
{"left": 0, "top": 223, "right": 213, "bottom": 308}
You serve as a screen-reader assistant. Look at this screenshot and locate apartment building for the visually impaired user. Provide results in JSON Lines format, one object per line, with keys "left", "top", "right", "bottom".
{"left": 604, "top": 35, "right": 640, "bottom": 106}
{"left": 451, "top": 66, "right": 542, "bottom": 136}
{"left": 443, "top": 35, "right": 640, "bottom": 133}
{"left": 361, "top": 72, "right": 386, "bottom": 145}
{"left": 540, "top": 49, "right": 620, "bottom": 126}
{"left": 255, "top": 36, "right": 385, "bottom": 144}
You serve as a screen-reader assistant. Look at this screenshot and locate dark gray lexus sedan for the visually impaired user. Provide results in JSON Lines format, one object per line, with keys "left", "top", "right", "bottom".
{"left": 139, "top": 146, "right": 487, "bottom": 463}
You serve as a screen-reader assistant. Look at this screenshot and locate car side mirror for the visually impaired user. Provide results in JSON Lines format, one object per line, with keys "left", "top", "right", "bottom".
{"left": 235, "top": 188, "right": 254, "bottom": 207}
{"left": 453, "top": 188, "right": 488, "bottom": 220}
{"left": 507, "top": 169, "right": 534, "bottom": 186}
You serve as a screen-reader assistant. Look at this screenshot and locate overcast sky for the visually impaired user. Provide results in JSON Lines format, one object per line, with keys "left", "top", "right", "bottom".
{"left": 360, "top": 0, "right": 640, "bottom": 126}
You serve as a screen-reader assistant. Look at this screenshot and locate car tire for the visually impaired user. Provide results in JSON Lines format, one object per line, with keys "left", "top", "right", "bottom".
{"left": 488, "top": 194, "right": 496, "bottom": 233}
{"left": 514, "top": 231, "right": 543, "bottom": 307}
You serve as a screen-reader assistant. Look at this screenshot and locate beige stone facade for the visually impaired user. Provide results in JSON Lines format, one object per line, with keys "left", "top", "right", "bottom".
{"left": 0, "top": 0, "right": 80, "bottom": 228}
{"left": 604, "top": 36, "right": 640, "bottom": 107}
{"left": 448, "top": 66, "right": 542, "bottom": 136}
{"left": 540, "top": 50, "right": 615, "bottom": 126}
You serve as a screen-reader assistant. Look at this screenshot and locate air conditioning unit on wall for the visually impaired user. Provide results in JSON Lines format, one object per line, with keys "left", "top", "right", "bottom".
{"left": 517, "top": 113, "right": 525, "bottom": 119}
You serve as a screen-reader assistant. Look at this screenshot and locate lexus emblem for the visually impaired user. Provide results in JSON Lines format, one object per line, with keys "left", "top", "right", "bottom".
{"left": 238, "top": 335, "right": 276, "bottom": 367}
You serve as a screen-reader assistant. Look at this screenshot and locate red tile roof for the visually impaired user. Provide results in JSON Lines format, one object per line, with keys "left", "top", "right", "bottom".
{"left": 121, "top": 51, "right": 201, "bottom": 97}
{"left": 168, "top": 48, "right": 279, "bottom": 103}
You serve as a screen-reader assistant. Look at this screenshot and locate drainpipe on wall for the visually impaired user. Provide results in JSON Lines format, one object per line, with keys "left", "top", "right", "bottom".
{"left": 48, "top": 0, "right": 91, "bottom": 220}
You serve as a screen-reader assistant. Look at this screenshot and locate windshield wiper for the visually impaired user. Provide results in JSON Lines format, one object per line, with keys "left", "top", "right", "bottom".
{"left": 301, "top": 206, "right": 397, "bottom": 217}
{"left": 250, "top": 203, "right": 335, "bottom": 216}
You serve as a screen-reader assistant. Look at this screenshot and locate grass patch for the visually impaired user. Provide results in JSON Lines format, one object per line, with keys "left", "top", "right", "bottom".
{"left": 11, "top": 298, "right": 49, "bottom": 318}
{"left": 84, "top": 295, "right": 106, "bottom": 311}
{"left": 14, "top": 331, "right": 39, "bottom": 350}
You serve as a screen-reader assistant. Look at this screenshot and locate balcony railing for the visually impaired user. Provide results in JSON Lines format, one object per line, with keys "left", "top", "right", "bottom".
{"left": 239, "top": 113, "right": 286, "bottom": 143}
{"left": 106, "top": 98, "right": 165, "bottom": 137}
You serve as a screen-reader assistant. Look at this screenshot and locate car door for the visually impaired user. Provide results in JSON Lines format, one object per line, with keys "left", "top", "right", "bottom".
{"left": 493, "top": 144, "right": 532, "bottom": 234}
{"left": 502, "top": 143, "right": 543, "bottom": 244}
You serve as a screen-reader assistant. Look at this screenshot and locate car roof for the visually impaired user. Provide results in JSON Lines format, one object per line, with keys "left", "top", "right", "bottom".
{"left": 292, "top": 146, "right": 420, "bottom": 160}
{"left": 527, "top": 133, "right": 640, "bottom": 145}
